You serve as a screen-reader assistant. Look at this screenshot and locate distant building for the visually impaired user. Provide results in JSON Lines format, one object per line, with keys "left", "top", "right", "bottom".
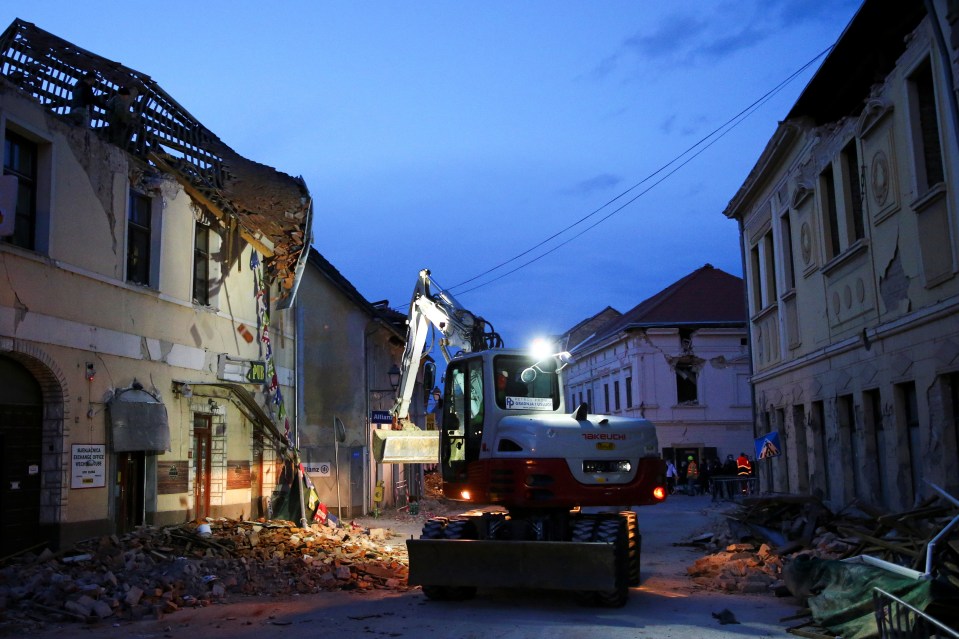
{"left": 723, "top": 0, "right": 959, "bottom": 509}
{"left": 562, "top": 265, "right": 752, "bottom": 468}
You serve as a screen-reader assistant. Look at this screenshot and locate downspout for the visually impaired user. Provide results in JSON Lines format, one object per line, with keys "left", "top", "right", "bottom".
{"left": 295, "top": 302, "right": 305, "bottom": 452}
{"left": 737, "top": 215, "right": 761, "bottom": 491}
{"left": 364, "top": 319, "right": 385, "bottom": 515}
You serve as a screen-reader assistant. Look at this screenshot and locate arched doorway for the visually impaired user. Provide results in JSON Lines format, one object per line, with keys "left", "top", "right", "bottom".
{"left": 0, "top": 356, "right": 44, "bottom": 554}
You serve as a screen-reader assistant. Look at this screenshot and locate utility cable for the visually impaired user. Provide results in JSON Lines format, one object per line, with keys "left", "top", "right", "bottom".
{"left": 444, "top": 43, "right": 834, "bottom": 297}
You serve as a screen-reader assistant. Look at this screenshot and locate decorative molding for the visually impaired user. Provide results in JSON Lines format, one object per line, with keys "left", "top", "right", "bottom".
{"left": 857, "top": 98, "right": 894, "bottom": 138}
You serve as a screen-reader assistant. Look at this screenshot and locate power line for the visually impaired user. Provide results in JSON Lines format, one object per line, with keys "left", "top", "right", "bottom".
{"left": 446, "top": 44, "right": 834, "bottom": 297}
{"left": 386, "top": 42, "right": 835, "bottom": 314}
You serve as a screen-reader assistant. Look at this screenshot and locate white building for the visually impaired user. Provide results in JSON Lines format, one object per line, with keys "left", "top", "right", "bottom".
{"left": 562, "top": 265, "right": 753, "bottom": 470}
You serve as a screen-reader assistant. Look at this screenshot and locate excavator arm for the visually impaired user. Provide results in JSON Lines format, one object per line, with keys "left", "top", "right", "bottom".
{"left": 391, "top": 269, "right": 500, "bottom": 422}
{"left": 372, "top": 269, "right": 501, "bottom": 464}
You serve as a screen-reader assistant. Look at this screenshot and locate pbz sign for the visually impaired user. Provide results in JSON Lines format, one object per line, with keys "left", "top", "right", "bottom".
{"left": 246, "top": 361, "right": 266, "bottom": 384}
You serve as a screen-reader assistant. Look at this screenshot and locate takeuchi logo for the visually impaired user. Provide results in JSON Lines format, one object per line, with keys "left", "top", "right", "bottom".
{"left": 582, "top": 433, "right": 626, "bottom": 441}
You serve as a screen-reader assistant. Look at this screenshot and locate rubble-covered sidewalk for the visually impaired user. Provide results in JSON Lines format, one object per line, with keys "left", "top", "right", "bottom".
{"left": 0, "top": 516, "right": 410, "bottom": 631}
{"left": 683, "top": 492, "right": 959, "bottom": 638}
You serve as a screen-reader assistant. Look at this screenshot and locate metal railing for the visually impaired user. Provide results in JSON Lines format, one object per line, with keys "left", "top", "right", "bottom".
{"left": 873, "top": 588, "right": 959, "bottom": 639}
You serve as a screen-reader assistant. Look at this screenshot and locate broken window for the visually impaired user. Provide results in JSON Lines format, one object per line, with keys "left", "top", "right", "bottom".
{"left": 193, "top": 222, "right": 211, "bottom": 305}
{"left": 675, "top": 362, "right": 698, "bottom": 405}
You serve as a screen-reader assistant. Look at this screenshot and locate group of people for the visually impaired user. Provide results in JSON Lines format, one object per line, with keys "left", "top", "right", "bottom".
{"left": 664, "top": 452, "right": 753, "bottom": 499}
{"left": 70, "top": 70, "right": 140, "bottom": 148}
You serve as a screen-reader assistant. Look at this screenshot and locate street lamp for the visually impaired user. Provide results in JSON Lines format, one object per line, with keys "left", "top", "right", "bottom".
{"left": 388, "top": 364, "right": 401, "bottom": 390}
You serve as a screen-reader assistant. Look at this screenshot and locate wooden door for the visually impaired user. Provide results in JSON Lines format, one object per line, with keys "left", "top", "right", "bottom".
{"left": 193, "top": 416, "right": 212, "bottom": 520}
{"left": 116, "top": 451, "right": 144, "bottom": 533}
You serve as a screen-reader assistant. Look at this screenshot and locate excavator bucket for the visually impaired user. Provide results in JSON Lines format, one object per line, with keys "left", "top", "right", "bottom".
{"left": 406, "top": 539, "right": 618, "bottom": 590}
{"left": 371, "top": 428, "right": 439, "bottom": 464}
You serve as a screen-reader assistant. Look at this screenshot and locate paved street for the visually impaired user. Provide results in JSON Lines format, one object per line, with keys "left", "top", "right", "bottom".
{"left": 15, "top": 493, "right": 803, "bottom": 639}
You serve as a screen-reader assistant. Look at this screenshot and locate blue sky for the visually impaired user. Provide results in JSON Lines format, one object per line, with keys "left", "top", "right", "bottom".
{"left": 7, "top": 1, "right": 861, "bottom": 347}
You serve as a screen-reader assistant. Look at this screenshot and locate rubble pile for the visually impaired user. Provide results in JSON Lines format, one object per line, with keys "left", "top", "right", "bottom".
{"left": 687, "top": 542, "right": 784, "bottom": 594}
{"left": 0, "top": 518, "right": 410, "bottom": 626}
{"left": 686, "top": 493, "right": 959, "bottom": 597}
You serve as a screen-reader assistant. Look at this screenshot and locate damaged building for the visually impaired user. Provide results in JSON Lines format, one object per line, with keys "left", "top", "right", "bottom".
{"left": 723, "top": 0, "right": 959, "bottom": 510}
{"left": 0, "top": 19, "right": 313, "bottom": 551}
{"left": 561, "top": 264, "right": 754, "bottom": 468}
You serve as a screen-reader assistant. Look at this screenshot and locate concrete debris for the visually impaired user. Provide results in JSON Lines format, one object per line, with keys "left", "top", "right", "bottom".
{"left": 0, "top": 517, "right": 411, "bottom": 629}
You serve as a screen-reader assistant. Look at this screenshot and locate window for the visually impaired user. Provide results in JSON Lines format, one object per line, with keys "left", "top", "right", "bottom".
{"left": 821, "top": 165, "right": 842, "bottom": 259}
{"left": 820, "top": 142, "right": 865, "bottom": 262}
{"left": 842, "top": 140, "right": 864, "bottom": 242}
{"left": 675, "top": 362, "right": 698, "bottom": 405}
{"left": 762, "top": 231, "right": 777, "bottom": 304}
{"left": 127, "top": 192, "right": 152, "bottom": 285}
{"left": 749, "top": 230, "right": 777, "bottom": 311}
{"left": 780, "top": 211, "right": 796, "bottom": 290}
{"left": 749, "top": 243, "right": 762, "bottom": 310}
{"left": 625, "top": 376, "right": 633, "bottom": 409}
{"left": 603, "top": 383, "right": 610, "bottom": 412}
{"left": 193, "top": 223, "right": 211, "bottom": 305}
{"left": 586, "top": 388, "right": 592, "bottom": 412}
{"left": 2, "top": 130, "right": 38, "bottom": 250}
{"left": 908, "top": 59, "right": 944, "bottom": 193}
{"left": 614, "top": 380, "right": 621, "bottom": 411}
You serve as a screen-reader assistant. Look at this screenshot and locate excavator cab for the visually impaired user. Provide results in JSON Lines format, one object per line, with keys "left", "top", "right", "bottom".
{"left": 438, "top": 350, "right": 563, "bottom": 500}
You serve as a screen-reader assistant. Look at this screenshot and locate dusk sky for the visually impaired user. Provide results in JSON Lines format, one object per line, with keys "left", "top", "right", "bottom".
{"left": 7, "top": 1, "right": 862, "bottom": 349}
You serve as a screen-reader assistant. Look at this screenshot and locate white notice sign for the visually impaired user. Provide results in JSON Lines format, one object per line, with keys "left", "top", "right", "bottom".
{"left": 71, "top": 444, "right": 106, "bottom": 488}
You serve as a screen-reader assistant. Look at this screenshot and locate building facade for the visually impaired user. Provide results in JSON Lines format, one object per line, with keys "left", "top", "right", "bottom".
{"left": 563, "top": 265, "right": 753, "bottom": 470}
{"left": 298, "top": 249, "right": 418, "bottom": 517}
{"left": 723, "top": 0, "right": 959, "bottom": 510}
{"left": 0, "top": 21, "right": 312, "bottom": 551}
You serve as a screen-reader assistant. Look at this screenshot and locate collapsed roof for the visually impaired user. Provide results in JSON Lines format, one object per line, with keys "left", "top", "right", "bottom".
{"left": 0, "top": 19, "right": 312, "bottom": 307}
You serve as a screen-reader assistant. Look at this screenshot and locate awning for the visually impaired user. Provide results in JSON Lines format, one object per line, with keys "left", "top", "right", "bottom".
{"left": 108, "top": 385, "right": 170, "bottom": 453}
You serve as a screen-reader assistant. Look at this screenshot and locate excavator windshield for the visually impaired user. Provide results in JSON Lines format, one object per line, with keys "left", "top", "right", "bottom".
{"left": 493, "top": 355, "right": 560, "bottom": 411}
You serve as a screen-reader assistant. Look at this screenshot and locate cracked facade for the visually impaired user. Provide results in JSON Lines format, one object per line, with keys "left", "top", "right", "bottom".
{"left": 0, "top": 20, "right": 313, "bottom": 551}
{"left": 723, "top": 0, "right": 959, "bottom": 510}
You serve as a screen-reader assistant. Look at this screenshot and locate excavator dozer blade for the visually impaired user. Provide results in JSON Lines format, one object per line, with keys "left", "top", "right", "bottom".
{"left": 371, "top": 429, "right": 439, "bottom": 464}
{"left": 407, "top": 539, "right": 617, "bottom": 591}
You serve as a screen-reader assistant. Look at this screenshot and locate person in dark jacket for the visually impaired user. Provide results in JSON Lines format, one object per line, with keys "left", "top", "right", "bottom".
{"left": 71, "top": 71, "right": 103, "bottom": 127}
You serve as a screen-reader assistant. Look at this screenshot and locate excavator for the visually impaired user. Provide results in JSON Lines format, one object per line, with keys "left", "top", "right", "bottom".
{"left": 374, "top": 269, "right": 667, "bottom": 607}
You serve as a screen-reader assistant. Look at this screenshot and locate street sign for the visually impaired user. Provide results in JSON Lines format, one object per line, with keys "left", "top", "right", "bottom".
{"left": 371, "top": 410, "right": 392, "bottom": 424}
